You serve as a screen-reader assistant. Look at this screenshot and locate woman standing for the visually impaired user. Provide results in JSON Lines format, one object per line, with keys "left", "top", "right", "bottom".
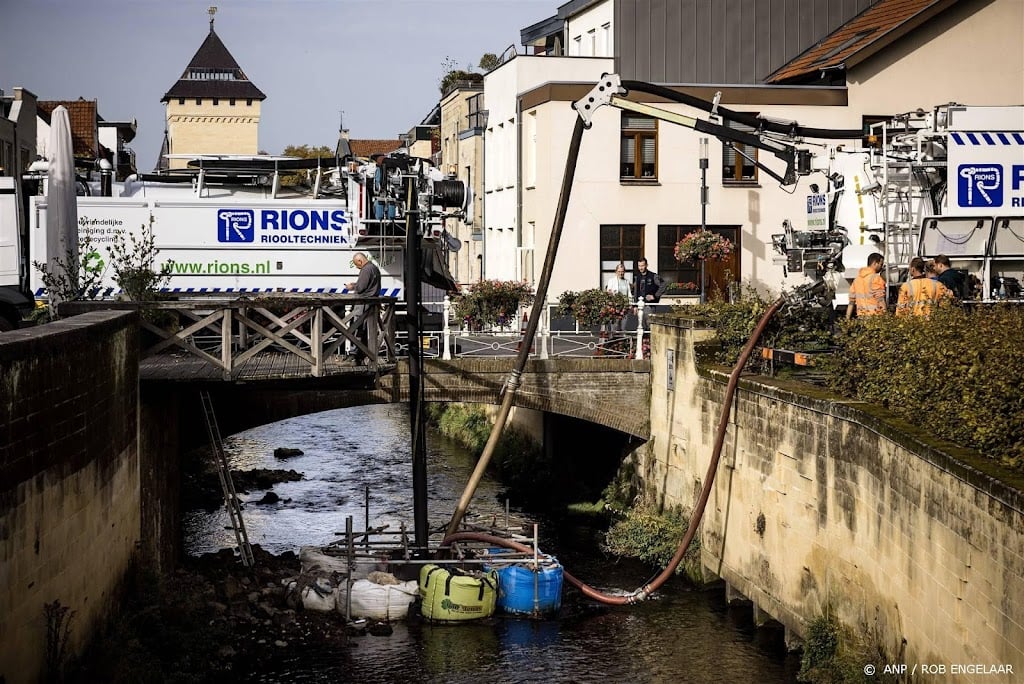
{"left": 605, "top": 263, "right": 633, "bottom": 332}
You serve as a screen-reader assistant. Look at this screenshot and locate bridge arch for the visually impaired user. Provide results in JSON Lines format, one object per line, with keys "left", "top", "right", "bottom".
{"left": 158, "top": 358, "right": 651, "bottom": 451}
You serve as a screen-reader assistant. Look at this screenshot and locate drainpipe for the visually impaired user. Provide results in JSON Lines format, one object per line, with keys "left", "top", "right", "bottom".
{"left": 480, "top": 115, "right": 486, "bottom": 280}
{"left": 517, "top": 95, "right": 523, "bottom": 268}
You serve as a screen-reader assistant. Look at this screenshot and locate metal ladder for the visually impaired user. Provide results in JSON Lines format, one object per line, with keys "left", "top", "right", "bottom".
{"left": 199, "top": 390, "right": 254, "bottom": 567}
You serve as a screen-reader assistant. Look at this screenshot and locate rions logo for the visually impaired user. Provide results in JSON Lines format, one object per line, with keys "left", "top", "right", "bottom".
{"left": 218, "top": 209, "right": 255, "bottom": 242}
{"left": 958, "top": 164, "right": 1002, "bottom": 207}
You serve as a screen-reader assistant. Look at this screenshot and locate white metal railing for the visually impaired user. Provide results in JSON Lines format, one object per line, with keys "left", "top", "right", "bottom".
{"left": 407, "top": 296, "right": 649, "bottom": 360}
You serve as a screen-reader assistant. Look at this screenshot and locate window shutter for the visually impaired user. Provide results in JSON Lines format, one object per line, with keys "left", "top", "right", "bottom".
{"left": 621, "top": 137, "right": 635, "bottom": 163}
{"left": 641, "top": 137, "right": 655, "bottom": 163}
{"left": 623, "top": 115, "right": 656, "bottom": 130}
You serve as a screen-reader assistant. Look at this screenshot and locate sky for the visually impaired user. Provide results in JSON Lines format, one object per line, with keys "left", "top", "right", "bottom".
{"left": 1, "top": 0, "right": 552, "bottom": 170}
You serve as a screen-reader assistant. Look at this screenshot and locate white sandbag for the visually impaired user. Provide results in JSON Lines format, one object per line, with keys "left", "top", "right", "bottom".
{"left": 299, "top": 547, "right": 349, "bottom": 574}
{"left": 299, "top": 546, "right": 387, "bottom": 580}
{"left": 336, "top": 578, "right": 418, "bottom": 621}
{"left": 286, "top": 577, "right": 337, "bottom": 612}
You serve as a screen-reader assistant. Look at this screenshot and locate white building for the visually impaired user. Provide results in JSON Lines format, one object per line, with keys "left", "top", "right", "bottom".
{"left": 483, "top": 0, "right": 1024, "bottom": 301}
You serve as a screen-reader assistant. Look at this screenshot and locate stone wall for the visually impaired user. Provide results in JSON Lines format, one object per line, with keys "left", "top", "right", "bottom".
{"left": 0, "top": 312, "right": 139, "bottom": 684}
{"left": 644, "top": 318, "right": 1023, "bottom": 682}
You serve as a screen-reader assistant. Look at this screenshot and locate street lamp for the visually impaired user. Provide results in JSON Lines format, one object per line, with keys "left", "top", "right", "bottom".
{"left": 699, "top": 138, "right": 709, "bottom": 304}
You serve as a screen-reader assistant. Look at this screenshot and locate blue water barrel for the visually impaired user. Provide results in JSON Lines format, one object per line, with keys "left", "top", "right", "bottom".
{"left": 491, "top": 558, "right": 563, "bottom": 617}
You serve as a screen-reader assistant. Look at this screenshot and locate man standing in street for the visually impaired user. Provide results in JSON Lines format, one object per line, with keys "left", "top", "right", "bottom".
{"left": 633, "top": 257, "right": 666, "bottom": 328}
{"left": 846, "top": 252, "right": 887, "bottom": 318}
{"left": 346, "top": 252, "right": 381, "bottom": 364}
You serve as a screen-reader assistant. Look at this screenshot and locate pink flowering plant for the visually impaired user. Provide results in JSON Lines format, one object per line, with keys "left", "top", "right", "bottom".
{"left": 453, "top": 279, "right": 535, "bottom": 329}
{"left": 557, "top": 288, "right": 631, "bottom": 327}
{"left": 665, "top": 281, "right": 700, "bottom": 294}
{"left": 674, "top": 229, "right": 734, "bottom": 262}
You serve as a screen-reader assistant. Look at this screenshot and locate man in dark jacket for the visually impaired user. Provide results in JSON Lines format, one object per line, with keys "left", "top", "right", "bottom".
{"left": 933, "top": 254, "right": 966, "bottom": 299}
{"left": 346, "top": 252, "right": 382, "bottom": 363}
{"left": 633, "top": 258, "right": 666, "bottom": 328}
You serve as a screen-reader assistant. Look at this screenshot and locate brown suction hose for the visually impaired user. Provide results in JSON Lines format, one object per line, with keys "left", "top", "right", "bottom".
{"left": 444, "top": 297, "right": 784, "bottom": 605}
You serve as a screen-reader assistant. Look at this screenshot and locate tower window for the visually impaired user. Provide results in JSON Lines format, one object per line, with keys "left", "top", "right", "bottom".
{"left": 212, "top": 98, "right": 219, "bottom": 105}
{"left": 178, "top": 98, "right": 184, "bottom": 105}
{"left": 229, "top": 99, "right": 236, "bottom": 106}
{"left": 196, "top": 99, "right": 202, "bottom": 105}
{"left": 246, "top": 99, "right": 253, "bottom": 106}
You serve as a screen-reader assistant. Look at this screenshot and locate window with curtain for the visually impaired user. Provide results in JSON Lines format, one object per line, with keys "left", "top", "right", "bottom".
{"left": 620, "top": 114, "right": 657, "bottom": 180}
{"left": 722, "top": 120, "right": 758, "bottom": 183}
{"left": 658, "top": 225, "right": 740, "bottom": 297}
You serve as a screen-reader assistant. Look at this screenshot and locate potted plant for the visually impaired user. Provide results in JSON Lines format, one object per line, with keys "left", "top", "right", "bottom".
{"left": 452, "top": 279, "right": 535, "bottom": 330}
{"left": 556, "top": 289, "right": 631, "bottom": 330}
{"left": 673, "top": 229, "right": 734, "bottom": 263}
{"left": 664, "top": 281, "right": 700, "bottom": 296}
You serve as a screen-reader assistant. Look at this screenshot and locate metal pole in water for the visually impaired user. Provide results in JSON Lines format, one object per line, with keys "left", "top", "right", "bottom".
{"left": 533, "top": 523, "right": 540, "bottom": 617}
{"left": 364, "top": 484, "right": 370, "bottom": 552}
{"left": 405, "top": 173, "right": 429, "bottom": 548}
{"left": 345, "top": 515, "right": 354, "bottom": 623}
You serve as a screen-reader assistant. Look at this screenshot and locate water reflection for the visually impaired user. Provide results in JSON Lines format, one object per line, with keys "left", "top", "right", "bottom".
{"left": 188, "top": 405, "right": 799, "bottom": 683}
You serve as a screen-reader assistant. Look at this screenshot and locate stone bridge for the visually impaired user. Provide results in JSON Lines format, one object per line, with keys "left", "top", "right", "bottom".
{"left": 190, "top": 357, "right": 652, "bottom": 445}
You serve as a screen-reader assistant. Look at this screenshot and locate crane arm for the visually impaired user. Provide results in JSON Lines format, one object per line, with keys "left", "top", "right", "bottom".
{"left": 573, "top": 74, "right": 811, "bottom": 186}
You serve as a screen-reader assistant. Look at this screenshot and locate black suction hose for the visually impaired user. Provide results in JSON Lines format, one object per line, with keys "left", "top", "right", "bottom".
{"left": 445, "top": 117, "right": 588, "bottom": 538}
{"left": 621, "top": 81, "right": 865, "bottom": 140}
{"left": 444, "top": 296, "right": 785, "bottom": 605}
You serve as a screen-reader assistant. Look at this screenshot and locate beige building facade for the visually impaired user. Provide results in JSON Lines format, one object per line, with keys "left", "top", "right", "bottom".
{"left": 164, "top": 98, "right": 261, "bottom": 167}
{"left": 440, "top": 84, "right": 486, "bottom": 285}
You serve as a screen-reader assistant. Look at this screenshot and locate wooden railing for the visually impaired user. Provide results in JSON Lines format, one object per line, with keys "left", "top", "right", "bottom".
{"left": 59, "top": 295, "right": 397, "bottom": 380}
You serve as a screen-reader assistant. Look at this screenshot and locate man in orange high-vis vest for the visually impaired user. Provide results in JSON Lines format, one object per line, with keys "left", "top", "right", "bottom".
{"left": 896, "top": 256, "right": 952, "bottom": 317}
{"left": 846, "top": 252, "right": 887, "bottom": 318}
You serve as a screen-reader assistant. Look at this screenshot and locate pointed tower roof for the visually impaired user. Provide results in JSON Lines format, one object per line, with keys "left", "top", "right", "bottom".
{"left": 161, "top": 26, "right": 266, "bottom": 102}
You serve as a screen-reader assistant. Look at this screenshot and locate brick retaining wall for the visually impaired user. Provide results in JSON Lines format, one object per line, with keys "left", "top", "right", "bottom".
{"left": 0, "top": 312, "right": 139, "bottom": 684}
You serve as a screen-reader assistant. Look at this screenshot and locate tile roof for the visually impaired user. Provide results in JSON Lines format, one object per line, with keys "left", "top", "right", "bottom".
{"left": 38, "top": 99, "right": 98, "bottom": 157}
{"left": 766, "top": 0, "right": 957, "bottom": 84}
{"left": 348, "top": 140, "right": 404, "bottom": 159}
{"left": 162, "top": 28, "right": 266, "bottom": 102}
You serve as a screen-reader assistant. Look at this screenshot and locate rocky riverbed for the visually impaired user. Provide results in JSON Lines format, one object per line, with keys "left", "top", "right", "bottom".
{"left": 69, "top": 545, "right": 394, "bottom": 683}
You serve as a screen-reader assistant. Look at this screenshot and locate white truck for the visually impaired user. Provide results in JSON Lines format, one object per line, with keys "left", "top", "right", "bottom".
{"left": 779, "top": 104, "right": 1024, "bottom": 305}
{"left": 0, "top": 152, "right": 469, "bottom": 329}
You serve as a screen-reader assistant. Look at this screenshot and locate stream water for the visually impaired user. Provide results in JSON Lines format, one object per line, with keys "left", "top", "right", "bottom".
{"left": 184, "top": 405, "right": 800, "bottom": 683}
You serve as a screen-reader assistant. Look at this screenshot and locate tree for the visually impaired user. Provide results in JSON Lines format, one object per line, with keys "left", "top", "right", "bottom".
{"left": 478, "top": 53, "right": 501, "bottom": 72}
{"left": 281, "top": 144, "right": 334, "bottom": 186}
{"left": 439, "top": 55, "right": 483, "bottom": 95}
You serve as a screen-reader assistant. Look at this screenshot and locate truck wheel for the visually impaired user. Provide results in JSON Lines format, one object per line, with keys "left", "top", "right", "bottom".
{"left": 0, "top": 315, "right": 14, "bottom": 332}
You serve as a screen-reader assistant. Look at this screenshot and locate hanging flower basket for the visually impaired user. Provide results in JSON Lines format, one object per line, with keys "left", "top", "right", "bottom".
{"left": 673, "top": 229, "right": 734, "bottom": 262}
{"left": 556, "top": 289, "right": 631, "bottom": 327}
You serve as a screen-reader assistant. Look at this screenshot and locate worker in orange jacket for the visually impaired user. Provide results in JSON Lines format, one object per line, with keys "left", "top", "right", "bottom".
{"left": 896, "top": 256, "right": 952, "bottom": 317}
{"left": 846, "top": 252, "right": 887, "bottom": 318}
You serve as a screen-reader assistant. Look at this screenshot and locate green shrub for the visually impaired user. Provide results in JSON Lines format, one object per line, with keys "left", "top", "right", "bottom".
{"left": 824, "top": 305, "right": 1024, "bottom": 470}
{"left": 603, "top": 504, "right": 698, "bottom": 577}
{"left": 428, "top": 402, "right": 552, "bottom": 505}
{"left": 798, "top": 612, "right": 898, "bottom": 684}
{"left": 671, "top": 283, "right": 833, "bottom": 368}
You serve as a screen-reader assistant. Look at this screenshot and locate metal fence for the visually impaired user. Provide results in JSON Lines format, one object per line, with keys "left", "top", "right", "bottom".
{"left": 400, "top": 297, "right": 650, "bottom": 360}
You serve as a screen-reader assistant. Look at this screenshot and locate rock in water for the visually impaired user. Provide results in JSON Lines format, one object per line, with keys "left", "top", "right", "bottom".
{"left": 256, "top": 491, "right": 281, "bottom": 505}
{"left": 274, "top": 447, "right": 304, "bottom": 459}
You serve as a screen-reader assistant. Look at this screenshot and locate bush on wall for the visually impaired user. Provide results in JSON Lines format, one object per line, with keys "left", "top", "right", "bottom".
{"left": 824, "top": 305, "right": 1024, "bottom": 470}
